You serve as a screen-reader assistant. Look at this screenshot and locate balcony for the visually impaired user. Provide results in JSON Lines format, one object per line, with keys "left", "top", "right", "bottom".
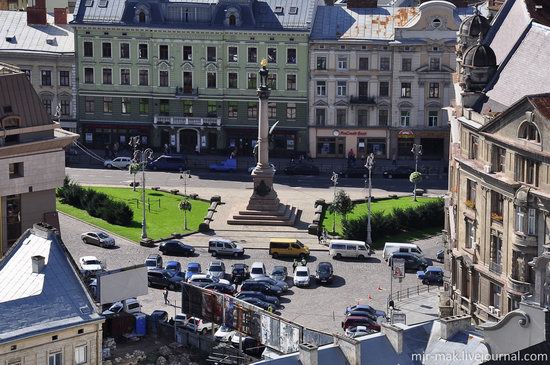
{"left": 175, "top": 86, "right": 198, "bottom": 99}
{"left": 153, "top": 116, "right": 221, "bottom": 127}
{"left": 507, "top": 276, "right": 531, "bottom": 294}
{"left": 489, "top": 261, "right": 502, "bottom": 275}
{"left": 349, "top": 96, "right": 376, "bottom": 105}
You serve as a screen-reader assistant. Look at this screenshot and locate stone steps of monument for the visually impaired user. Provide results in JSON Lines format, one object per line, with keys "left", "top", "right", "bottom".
{"left": 227, "top": 206, "right": 300, "bottom": 226}
{"left": 237, "top": 204, "right": 289, "bottom": 217}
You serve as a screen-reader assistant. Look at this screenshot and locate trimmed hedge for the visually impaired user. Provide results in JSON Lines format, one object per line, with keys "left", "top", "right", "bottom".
{"left": 57, "top": 177, "right": 134, "bottom": 226}
{"left": 342, "top": 198, "right": 444, "bottom": 247}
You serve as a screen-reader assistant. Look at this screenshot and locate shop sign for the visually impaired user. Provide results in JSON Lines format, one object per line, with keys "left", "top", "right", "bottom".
{"left": 332, "top": 129, "right": 367, "bottom": 136}
{"left": 170, "top": 135, "right": 176, "bottom": 146}
{"left": 85, "top": 133, "right": 93, "bottom": 143}
{"left": 398, "top": 129, "right": 415, "bottom": 138}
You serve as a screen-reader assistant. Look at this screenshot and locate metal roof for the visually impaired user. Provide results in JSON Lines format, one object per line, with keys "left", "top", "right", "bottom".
{"left": 0, "top": 11, "right": 74, "bottom": 55}
{"left": 0, "top": 225, "right": 102, "bottom": 343}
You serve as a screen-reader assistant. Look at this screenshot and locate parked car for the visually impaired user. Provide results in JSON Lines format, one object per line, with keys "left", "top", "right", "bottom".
{"left": 293, "top": 266, "right": 310, "bottom": 287}
{"left": 159, "top": 240, "right": 195, "bottom": 256}
{"left": 240, "top": 281, "right": 282, "bottom": 296}
{"left": 79, "top": 256, "right": 104, "bottom": 275}
{"left": 383, "top": 166, "right": 414, "bottom": 179}
{"left": 165, "top": 261, "right": 182, "bottom": 276}
{"left": 436, "top": 249, "right": 445, "bottom": 262}
{"left": 185, "top": 262, "right": 202, "bottom": 281}
{"left": 81, "top": 231, "right": 115, "bottom": 248}
{"left": 231, "top": 333, "right": 266, "bottom": 357}
{"left": 204, "top": 283, "right": 236, "bottom": 295}
{"left": 175, "top": 313, "right": 188, "bottom": 328}
{"left": 345, "top": 325, "right": 377, "bottom": 338}
{"left": 250, "top": 262, "right": 267, "bottom": 280}
{"left": 346, "top": 310, "right": 378, "bottom": 322}
{"left": 150, "top": 310, "right": 169, "bottom": 323}
{"left": 283, "top": 161, "right": 320, "bottom": 176}
{"left": 207, "top": 261, "right": 226, "bottom": 280}
{"left": 208, "top": 238, "right": 245, "bottom": 257}
{"left": 102, "top": 298, "right": 141, "bottom": 316}
{"left": 341, "top": 316, "right": 380, "bottom": 332}
{"left": 269, "top": 238, "right": 310, "bottom": 259}
{"left": 147, "top": 268, "right": 183, "bottom": 290}
{"left": 383, "top": 242, "right": 423, "bottom": 261}
{"left": 147, "top": 155, "right": 187, "bottom": 171}
{"left": 240, "top": 296, "right": 276, "bottom": 312}
{"left": 316, "top": 262, "right": 334, "bottom": 284}
{"left": 104, "top": 156, "right": 132, "bottom": 169}
{"left": 251, "top": 276, "right": 288, "bottom": 292}
{"left": 188, "top": 274, "right": 230, "bottom": 287}
{"left": 329, "top": 240, "right": 371, "bottom": 259}
{"left": 214, "top": 325, "right": 236, "bottom": 342}
{"left": 209, "top": 158, "right": 237, "bottom": 172}
{"left": 185, "top": 317, "right": 215, "bottom": 335}
{"left": 145, "top": 254, "right": 163, "bottom": 271}
{"left": 231, "top": 263, "right": 250, "bottom": 284}
{"left": 339, "top": 166, "right": 368, "bottom": 178}
{"left": 235, "top": 291, "right": 280, "bottom": 307}
{"left": 389, "top": 252, "right": 432, "bottom": 271}
{"left": 345, "top": 304, "right": 386, "bottom": 319}
{"left": 417, "top": 266, "right": 444, "bottom": 285}
{"left": 270, "top": 266, "right": 288, "bottom": 282}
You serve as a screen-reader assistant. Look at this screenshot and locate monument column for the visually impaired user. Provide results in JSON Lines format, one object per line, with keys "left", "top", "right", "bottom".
{"left": 257, "top": 77, "right": 270, "bottom": 169}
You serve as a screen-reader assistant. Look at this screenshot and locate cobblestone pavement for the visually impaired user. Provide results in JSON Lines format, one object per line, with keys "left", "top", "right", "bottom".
{"left": 60, "top": 213, "right": 444, "bottom": 334}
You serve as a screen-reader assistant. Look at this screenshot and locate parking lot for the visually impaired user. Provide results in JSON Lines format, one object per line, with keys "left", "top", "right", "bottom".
{"left": 60, "top": 213, "right": 443, "bottom": 335}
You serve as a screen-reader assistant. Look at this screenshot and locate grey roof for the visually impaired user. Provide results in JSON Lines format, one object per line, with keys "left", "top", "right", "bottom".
{"left": 0, "top": 11, "right": 74, "bottom": 55}
{"left": 0, "top": 225, "right": 102, "bottom": 343}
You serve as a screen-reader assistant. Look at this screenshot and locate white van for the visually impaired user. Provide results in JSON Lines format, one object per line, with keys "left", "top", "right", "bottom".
{"left": 382, "top": 242, "right": 423, "bottom": 261}
{"left": 329, "top": 240, "right": 371, "bottom": 259}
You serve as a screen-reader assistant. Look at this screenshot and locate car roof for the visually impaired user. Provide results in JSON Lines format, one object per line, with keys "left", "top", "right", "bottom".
{"left": 147, "top": 254, "right": 161, "bottom": 259}
{"left": 187, "top": 262, "right": 200, "bottom": 267}
{"left": 233, "top": 263, "right": 247, "bottom": 268}
{"left": 295, "top": 266, "right": 308, "bottom": 272}
{"left": 251, "top": 262, "right": 264, "bottom": 268}
{"left": 166, "top": 261, "right": 179, "bottom": 266}
{"left": 189, "top": 274, "right": 209, "bottom": 279}
{"left": 352, "top": 304, "right": 374, "bottom": 310}
{"left": 318, "top": 262, "right": 332, "bottom": 267}
{"left": 426, "top": 266, "right": 443, "bottom": 272}
{"left": 209, "top": 261, "right": 223, "bottom": 266}
{"left": 209, "top": 237, "right": 233, "bottom": 243}
{"left": 80, "top": 256, "right": 98, "bottom": 261}
{"left": 345, "top": 316, "right": 373, "bottom": 321}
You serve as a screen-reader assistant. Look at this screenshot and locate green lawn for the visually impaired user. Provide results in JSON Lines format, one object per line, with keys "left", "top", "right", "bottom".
{"left": 323, "top": 196, "right": 439, "bottom": 236}
{"left": 57, "top": 187, "right": 209, "bottom": 242}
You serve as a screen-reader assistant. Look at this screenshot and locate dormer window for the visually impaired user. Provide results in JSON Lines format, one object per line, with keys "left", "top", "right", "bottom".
{"left": 229, "top": 14, "right": 236, "bottom": 26}
{"left": 135, "top": 5, "right": 151, "bottom": 24}
{"left": 224, "top": 7, "right": 241, "bottom": 27}
{"left": 519, "top": 122, "right": 540, "bottom": 143}
{"left": 139, "top": 11, "right": 146, "bottom": 23}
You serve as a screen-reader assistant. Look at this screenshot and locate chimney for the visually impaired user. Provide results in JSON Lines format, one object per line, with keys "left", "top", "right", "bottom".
{"left": 333, "top": 333, "right": 361, "bottom": 364}
{"left": 440, "top": 314, "right": 472, "bottom": 340}
{"left": 54, "top": 8, "right": 68, "bottom": 25}
{"left": 381, "top": 323, "right": 403, "bottom": 354}
{"left": 27, "top": 0, "right": 47, "bottom": 25}
{"left": 347, "top": 0, "right": 378, "bottom": 9}
{"left": 32, "top": 255, "right": 46, "bottom": 274}
{"left": 299, "top": 343, "right": 318, "bottom": 365}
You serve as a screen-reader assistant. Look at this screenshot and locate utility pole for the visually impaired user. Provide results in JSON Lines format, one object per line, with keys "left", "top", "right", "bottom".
{"left": 133, "top": 142, "right": 153, "bottom": 241}
{"left": 179, "top": 169, "right": 192, "bottom": 196}
{"left": 365, "top": 153, "right": 375, "bottom": 246}
{"left": 411, "top": 144, "right": 423, "bottom": 202}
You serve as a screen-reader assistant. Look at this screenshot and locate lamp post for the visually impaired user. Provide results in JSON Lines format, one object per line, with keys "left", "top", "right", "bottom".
{"left": 132, "top": 141, "right": 153, "bottom": 240}
{"left": 365, "top": 153, "right": 375, "bottom": 246}
{"left": 179, "top": 170, "right": 192, "bottom": 196}
{"left": 330, "top": 172, "right": 339, "bottom": 234}
{"left": 411, "top": 144, "right": 423, "bottom": 202}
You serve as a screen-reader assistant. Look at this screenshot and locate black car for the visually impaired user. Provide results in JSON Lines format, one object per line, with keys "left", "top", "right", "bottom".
{"left": 147, "top": 269, "right": 183, "bottom": 290}
{"left": 239, "top": 296, "right": 276, "bottom": 312}
{"left": 383, "top": 166, "right": 415, "bottom": 179}
{"left": 389, "top": 252, "right": 432, "bottom": 271}
{"left": 346, "top": 310, "right": 378, "bottom": 322}
{"left": 204, "top": 283, "right": 236, "bottom": 295}
{"left": 240, "top": 281, "right": 282, "bottom": 296}
{"left": 147, "top": 155, "right": 187, "bottom": 171}
{"left": 340, "top": 166, "right": 369, "bottom": 178}
{"left": 150, "top": 310, "right": 169, "bottom": 322}
{"left": 283, "top": 161, "right": 320, "bottom": 176}
{"left": 436, "top": 249, "right": 445, "bottom": 262}
{"left": 159, "top": 240, "right": 195, "bottom": 256}
{"left": 235, "top": 291, "right": 280, "bottom": 307}
{"left": 316, "top": 262, "right": 334, "bottom": 284}
{"left": 231, "top": 263, "right": 250, "bottom": 284}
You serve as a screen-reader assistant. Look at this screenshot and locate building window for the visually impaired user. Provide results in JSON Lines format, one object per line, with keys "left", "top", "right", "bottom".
{"left": 207, "top": 101, "right": 217, "bottom": 117}
{"left": 159, "top": 99, "right": 170, "bottom": 116}
{"left": 159, "top": 70, "right": 169, "bottom": 87}
{"left": 85, "top": 97, "right": 94, "bottom": 113}
{"left": 518, "top": 122, "right": 541, "bottom": 143}
{"left": 429, "top": 82, "right": 440, "bottom": 98}
{"left": 103, "top": 97, "right": 113, "bottom": 113}
{"left": 528, "top": 208, "right": 537, "bottom": 235}
{"left": 84, "top": 67, "right": 94, "bottom": 84}
{"left": 102, "top": 68, "right": 112, "bottom": 84}
{"left": 41, "top": 70, "right": 52, "bottom": 86}
{"left": 359, "top": 57, "right": 369, "bottom": 70}
{"left": 60, "top": 100, "right": 70, "bottom": 116}
{"left": 48, "top": 352, "right": 62, "bottom": 365}
{"left": 268, "top": 103, "right": 277, "bottom": 119}
{"left": 428, "top": 110, "right": 438, "bottom": 127}
{"left": 465, "top": 220, "right": 475, "bottom": 249}
{"left": 380, "top": 56, "right": 390, "bottom": 71}
{"left": 287, "top": 103, "right": 296, "bottom": 120}
{"left": 491, "top": 192, "right": 504, "bottom": 222}
{"left": 337, "top": 56, "right": 348, "bottom": 70}
{"left": 357, "top": 110, "right": 368, "bottom": 126}
{"left": 315, "top": 109, "right": 325, "bottom": 126}
{"left": 228, "top": 102, "right": 238, "bottom": 118}
{"left": 83, "top": 41, "right": 93, "bottom": 57}
{"left": 121, "top": 97, "right": 131, "bottom": 114}
{"left": 120, "top": 69, "right": 130, "bottom": 85}
{"left": 287, "top": 48, "right": 296, "bottom": 64}
{"left": 516, "top": 156, "right": 539, "bottom": 186}
{"left": 159, "top": 45, "right": 169, "bottom": 60}
{"left": 336, "top": 109, "right": 346, "bottom": 126}
{"left": 228, "top": 46, "right": 238, "bottom": 62}
{"left": 400, "top": 111, "right": 410, "bottom": 126}
{"left": 247, "top": 73, "right": 257, "bottom": 89}
{"left": 138, "top": 11, "right": 146, "bottom": 23}
{"left": 469, "top": 134, "right": 479, "bottom": 159}
{"left": 492, "top": 145, "right": 506, "bottom": 173}
{"left": 59, "top": 71, "right": 70, "bottom": 86}
{"left": 267, "top": 48, "right": 277, "bottom": 63}
{"left": 138, "top": 44, "right": 148, "bottom": 59}
{"left": 23, "top": 69, "right": 31, "bottom": 79}
{"left": 139, "top": 70, "right": 148, "bottom": 86}
{"left": 228, "top": 72, "right": 238, "bottom": 89}
{"left": 102, "top": 42, "right": 112, "bottom": 58}
{"left": 75, "top": 345, "right": 87, "bottom": 365}
{"left": 337, "top": 81, "right": 347, "bottom": 96}
{"left": 248, "top": 47, "right": 257, "bottom": 63}
{"left": 491, "top": 283, "right": 502, "bottom": 310}
{"left": 429, "top": 57, "right": 440, "bottom": 71}
{"left": 516, "top": 207, "right": 525, "bottom": 234}
{"left": 247, "top": 103, "right": 258, "bottom": 118}
{"left": 379, "top": 81, "right": 389, "bottom": 97}
{"left": 183, "top": 100, "right": 192, "bottom": 116}
{"left": 43, "top": 99, "right": 52, "bottom": 115}
{"left": 207, "top": 46, "right": 216, "bottom": 62}
{"left": 401, "top": 82, "right": 411, "bottom": 98}
{"left": 316, "top": 81, "right": 326, "bottom": 96}
{"left": 139, "top": 98, "right": 149, "bottom": 114}
{"left": 316, "top": 56, "right": 326, "bottom": 70}
{"left": 9, "top": 162, "right": 23, "bottom": 179}
{"left": 378, "top": 109, "right": 388, "bottom": 126}
{"left": 183, "top": 46, "right": 192, "bottom": 61}
{"left": 207, "top": 72, "right": 216, "bottom": 88}
{"left": 267, "top": 73, "right": 277, "bottom": 89}
{"left": 358, "top": 82, "right": 368, "bottom": 97}
{"left": 120, "top": 43, "right": 130, "bottom": 59}
{"left": 490, "top": 231, "right": 503, "bottom": 274}
{"left": 401, "top": 58, "right": 412, "bottom": 71}
{"left": 286, "top": 74, "right": 296, "bottom": 91}
{"left": 466, "top": 179, "right": 477, "bottom": 208}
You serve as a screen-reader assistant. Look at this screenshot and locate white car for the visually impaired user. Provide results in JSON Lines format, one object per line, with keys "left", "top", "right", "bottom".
{"left": 188, "top": 274, "right": 231, "bottom": 286}
{"left": 102, "top": 298, "right": 141, "bottom": 316}
{"left": 214, "top": 325, "right": 236, "bottom": 342}
{"left": 293, "top": 266, "right": 310, "bottom": 287}
{"left": 207, "top": 261, "right": 226, "bottom": 280}
{"left": 104, "top": 156, "right": 132, "bottom": 169}
{"left": 79, "top": 256, "right": 103, "bottom": 274}
{"left": 250, "top": 262, "right": 267, "bottom": 280}
{"left": 175, "top": 313, "right": 188, "bottom": 328}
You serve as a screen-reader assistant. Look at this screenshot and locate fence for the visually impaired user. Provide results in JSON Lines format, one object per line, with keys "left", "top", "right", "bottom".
{"left": 387, "top": 284, "right": 440, "bottom": 303}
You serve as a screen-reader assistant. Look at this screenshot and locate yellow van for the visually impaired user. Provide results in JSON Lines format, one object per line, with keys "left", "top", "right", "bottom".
{"left": 269, "top": 238, "right": 310, "bottom": 258}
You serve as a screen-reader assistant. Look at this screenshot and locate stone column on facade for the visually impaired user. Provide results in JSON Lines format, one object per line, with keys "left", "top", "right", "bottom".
{"left": 176, "top": 130, "right": 181, "bottom": 153}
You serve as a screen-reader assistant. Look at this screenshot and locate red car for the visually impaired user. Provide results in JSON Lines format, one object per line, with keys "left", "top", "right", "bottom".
{"left": 341, "top": 316, "right": 380, "bottom": 332}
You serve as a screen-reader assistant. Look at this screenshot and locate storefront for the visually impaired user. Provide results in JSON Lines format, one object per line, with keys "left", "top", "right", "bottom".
{"left": 390, "top": 129, "right": 448, "bottom": 161}
{"left": 81, "top": 123, "right": 152, "bottom": 150}
{"left": 225, "top": 128, "right": 300, "bottom": 157}
{"left": 310, "top": 128, "right": 389, "bottom": 159}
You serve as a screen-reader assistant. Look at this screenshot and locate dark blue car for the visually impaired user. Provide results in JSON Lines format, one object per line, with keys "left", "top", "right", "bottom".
{"left": 147, "top": 155, "right": 187, "bottom": 171}
{"left": 185, "top": 262, "right": 202, "bottom": 281}
{"left": 417, "top": 266, "right": 444, "bottom": 285}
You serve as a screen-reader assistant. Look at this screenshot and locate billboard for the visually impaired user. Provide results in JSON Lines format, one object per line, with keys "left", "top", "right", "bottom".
{"left": 392, "top": 258, "right": 405, "bottom": 279}
{"left": 97, "top": 265, "right": 148, "bottom": 304}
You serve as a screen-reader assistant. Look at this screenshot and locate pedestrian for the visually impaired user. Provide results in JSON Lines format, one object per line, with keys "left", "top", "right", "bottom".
{"left": 392, "top": 153, "right": 397, "bottom": 166}
{"left": 104, "top": 145, "right": 110, "bottom": 158}
{"left": 163, "top": 288, "right": 170, "bottom": 304}
{"left": 301, "top": 257, "right": 307, "bottom": 266}
{"left": 195, "top": 145, "right": 200, "bottom": 155}
{"left": 292, "top": 259, "right": 298, "bottom": 273}
{"left": 164, "top": 143, "right": 169, "bottom": 154}
{"left": 317, "top": 227, "right": 322, "bottom": 244}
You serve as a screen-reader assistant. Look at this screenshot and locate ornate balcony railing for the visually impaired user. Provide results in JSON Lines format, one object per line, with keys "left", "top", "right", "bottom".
{"left": 153, "top": 116, "right": 221, "bottom": 127}
{"left": 175, "top": 86, "right": 199, "bottom": 98}
{"left": 349, "top": 96, "right": 376, "bottom": 105}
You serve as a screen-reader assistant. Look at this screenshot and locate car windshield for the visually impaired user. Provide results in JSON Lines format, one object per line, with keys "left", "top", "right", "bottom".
{"left": 233, "top": 268, "right": 244, "bottom": 273}
{"left": 296, "top": 271, "right": 307, "bottom": 277}
{"left": 219, "top": 325, "right": 231, "bottom": 332}
{"left": 98, "top": 233, "right": 109, "bottom": 239}
{"left": 209, "top": 265, "right": 223, "bottom": 272}
{"left": 251, "top": 268, "right": 263, "bottom": 274}
{"left": 145, "top": 261, "right": 156, "bottom": 267}
{"left": 166, "top": 265, "right": 177, "bottom": 270}
{"left": 85, "top": 260, "right": 101, "bottom": 265}
{"left": 272, "top": 269, "right": 284, "bottom": 275}
{"left": 194, "top": 278, "right": 211, "bottom": 283}
{"left": 318, "top": 266, "right": 330, "bottom": 273}
{"left": 188, "top": 266, "right": 199, "bottom": 272}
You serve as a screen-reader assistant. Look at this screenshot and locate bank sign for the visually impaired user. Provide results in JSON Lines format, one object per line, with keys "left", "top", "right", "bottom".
{"left": 332, "top": 129, "right": 367, "bottom": 136}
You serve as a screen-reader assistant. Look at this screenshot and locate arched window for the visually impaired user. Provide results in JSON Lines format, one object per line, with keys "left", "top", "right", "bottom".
{"left": 519, "top": 122, "right": 541, "bottom": 143}
{"left": 138, "top": 11, "right": 146, "bottom": 23}
{"left": 229, "top": 14, "right": 236, "bottom": 26}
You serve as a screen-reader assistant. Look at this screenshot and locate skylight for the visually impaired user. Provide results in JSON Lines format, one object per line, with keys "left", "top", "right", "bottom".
{"left": 84, "top": 0, "right": 93, "bottom": 7}
{"left": 289, "top": 7, "right": 298, "bottom": 15}
{"left": 274, "top": 6, "right": 284, "bottom": 15}
{"left": 98, "top": 0, "right": 108, "bottom": 8}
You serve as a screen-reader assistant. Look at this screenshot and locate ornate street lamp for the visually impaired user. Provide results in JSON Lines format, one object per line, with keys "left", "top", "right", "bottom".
{"left": 130, "top": 137, "right": 153, "bottom": 240}
{"left": 411, "top": 144, "right": 423, "bottom": 202}
{"left": 365, "top": 153, "right": 375, "bottom": 246}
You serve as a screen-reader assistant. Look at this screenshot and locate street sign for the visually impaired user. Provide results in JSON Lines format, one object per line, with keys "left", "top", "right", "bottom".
{"left": 392, "top": 258, "right": 405, "bottom": 279}
{"left": 392, "top": 311, "right": 406, "bottom": 325}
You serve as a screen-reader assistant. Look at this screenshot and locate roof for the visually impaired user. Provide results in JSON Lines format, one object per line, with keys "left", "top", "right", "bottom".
{"left": 528, "top": 93, "right": 550, "bottom": 120}
{"left": 0, "top": 72, "right": 53, "bottom": 128}
{"left": 0, "top": 11, "right": 74, "bottom": 55}
{"left": 525, "top": 0, "right": 550, "bottom": 27}
{"left": 0, "top": 224, "right": 102, "bottom": 343}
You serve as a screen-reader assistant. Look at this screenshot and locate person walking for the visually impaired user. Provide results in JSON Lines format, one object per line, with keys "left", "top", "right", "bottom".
{"left": 317, "top": 227, "right": 323, "bottom": 244}
{"left": 163, "top": 288, "right": 170, "bottom": 304}
{"left": 292, "top": 259, "right": 298, "bottom": 273}
{"left": 301, "top": 257, "right": 307, "bottom": 266}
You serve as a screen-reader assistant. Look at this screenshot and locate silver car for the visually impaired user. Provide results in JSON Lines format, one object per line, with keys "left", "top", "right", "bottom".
{"left": 207, "top": 261, "right": 226, "bottom": 280}
{"left": 81, "top": 231, "right": 115, "bottom": 248}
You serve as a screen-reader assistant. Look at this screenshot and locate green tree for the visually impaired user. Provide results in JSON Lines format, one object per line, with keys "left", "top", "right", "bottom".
{"left": 179, "top": 198, "right": 192, "bottom": 231}
{"left": 410, "top": 171, "right": 423, "bottom": 201}
{"left": 328, "top": 189, "right": 354, "bottom": 234}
